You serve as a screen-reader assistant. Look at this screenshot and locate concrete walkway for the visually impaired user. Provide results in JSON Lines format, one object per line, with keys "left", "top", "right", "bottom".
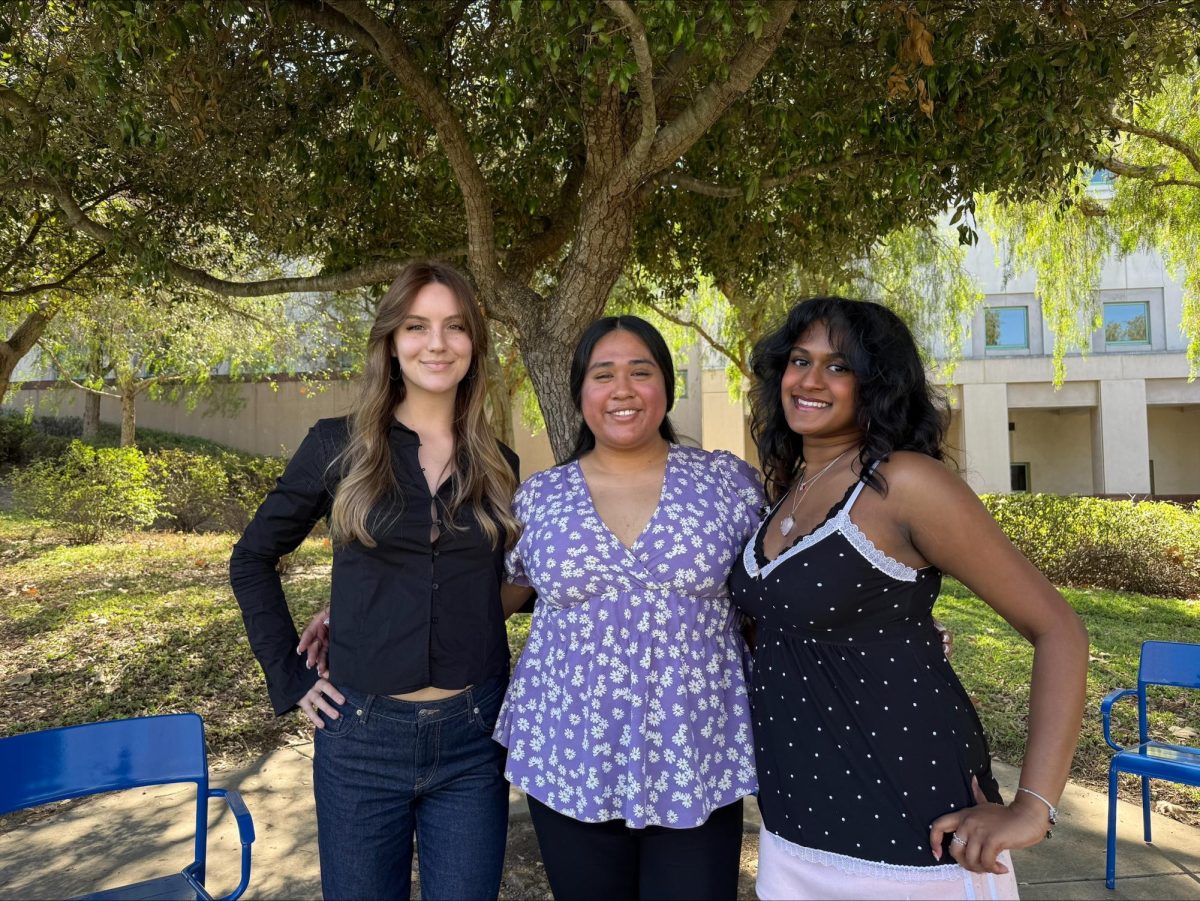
{"left": 1, "top": 742, "right": 1196, "bottom": 900}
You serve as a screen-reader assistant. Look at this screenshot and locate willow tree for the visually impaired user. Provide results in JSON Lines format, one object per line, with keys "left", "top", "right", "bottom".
{"left": 3, "top": 1, "right": 1196, "bottom": 458}
{"left": 980, "top": 65, "right": 1200, "bottom": 382}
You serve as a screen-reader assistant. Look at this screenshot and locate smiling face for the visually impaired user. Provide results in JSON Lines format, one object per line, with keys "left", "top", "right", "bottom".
{"left": 780, "top": 320, "right": 861, "bottom": 440}
{"left": 391, "top": 282, "right": 474, "bottom": 399}
{"left": 579, "top": 328, "right": 670, "bottom": 453}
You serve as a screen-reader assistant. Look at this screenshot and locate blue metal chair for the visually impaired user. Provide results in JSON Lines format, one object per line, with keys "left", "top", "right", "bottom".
{"left": 0, "top": 713, "right": 254, "bottom": 900}
{"left": 1100, "top": 640, "right": 1200, "bottom": 890}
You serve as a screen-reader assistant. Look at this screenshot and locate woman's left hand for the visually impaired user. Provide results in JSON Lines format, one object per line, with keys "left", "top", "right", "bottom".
{"left": 932, "top": 617, "right": 952, "bottom": 658}
{"left": 929, "top": 777, "right": 1052, "bottom": 873}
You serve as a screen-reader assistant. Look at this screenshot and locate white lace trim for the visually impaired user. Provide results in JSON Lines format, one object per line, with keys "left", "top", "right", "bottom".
{"left": 742, "top": 510, "right": 919, "bottom": 583}
{"left": 762, "top": 828, "right": 966, "bottom": 884}
{"left": 839, "top": 516, "right": 919, "bottom": 582}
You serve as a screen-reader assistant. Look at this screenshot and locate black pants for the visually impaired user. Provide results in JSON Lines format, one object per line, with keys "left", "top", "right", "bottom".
{"left": 526, "top": 795, "right": 744, "bottom": 901}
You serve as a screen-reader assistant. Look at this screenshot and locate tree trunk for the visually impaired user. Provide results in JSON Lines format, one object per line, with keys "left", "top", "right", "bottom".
{"left": 484, "top": 341, "right": 514, "bottom": 447}
{"left": 82, "top": 391, "right": 101, "bottom": 439}
{"left": 520, "top": 330, "right": 579, "bottom": 464}
{"left": 517, "top": 184, "right": 641, "bottom": 461}
{"left": 0, "top": 304, "right": 58, "bottom": 402}
{"left": 120, "top": 391, "right": 136, "bottom": 447}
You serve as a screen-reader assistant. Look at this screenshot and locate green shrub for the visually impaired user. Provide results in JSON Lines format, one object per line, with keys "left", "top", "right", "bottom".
{"left": 148, "top": 449, "right": 231, "bottom": 532}
{"left": 219, "top": 451, "right": 288, "bottom": 532}
{"left": 0, "top": 412, "right": 75, "bottom": 466}
{"left": 0, "top": 413, "right": 33, "bottom": 465}
{"left": 8, "top": 441, "right": 161, "bottom": 542}
{"left": 982, "top": 493, "right": 1200, "bottom": 599}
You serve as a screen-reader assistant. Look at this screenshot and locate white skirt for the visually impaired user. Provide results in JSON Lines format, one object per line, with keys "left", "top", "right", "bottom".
{"left": 756, "top": 826, "right": 1020, "bottom": 901}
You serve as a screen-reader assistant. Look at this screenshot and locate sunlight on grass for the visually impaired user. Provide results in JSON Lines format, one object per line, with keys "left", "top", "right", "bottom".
{"left": 935, "top": 578, "right": 1200, "bottom": 820}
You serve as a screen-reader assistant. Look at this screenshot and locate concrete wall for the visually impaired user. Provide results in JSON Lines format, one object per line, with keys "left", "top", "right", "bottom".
{"left": 1147, "top": 406, "right": 1200, "bottom": 495}
{"left": 1008, "top": 408, "right": 1094, "bottom": 494}
{"left": 7, "top": 381, "right": 358, "bottom": 457}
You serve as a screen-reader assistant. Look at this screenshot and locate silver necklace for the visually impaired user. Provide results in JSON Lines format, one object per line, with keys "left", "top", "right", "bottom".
{"left": 778, "top": 449, "right": 852, "bottom": 537}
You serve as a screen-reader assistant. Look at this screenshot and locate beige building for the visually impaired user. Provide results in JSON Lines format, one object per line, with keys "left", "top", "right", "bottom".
{"left": 943, "top": 232, "right": 1199, "bottom": 498}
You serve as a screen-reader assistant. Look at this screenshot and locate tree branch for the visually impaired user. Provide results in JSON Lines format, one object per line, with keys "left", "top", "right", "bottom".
{"left": 604, "top": 1, "right": 657, "bottom": 171}
{"left": 0, "top": 212, "right": 47, "bottom": 282}
{"left": 316, "top": 1, "right": 503, "bottom": 300}
{"left": 4, "top": 300, "right": 59, "bottom": 361}
{"left": 1090, "top": 152, "right": 1166, "bottom": 180}
{"left": 663, "top": 151, "right": 879, "bottom": 198}
{"left": 506, "top": 150, "right": 586, "bottom": 283}
{"left": 24, "top": 176, "right": 414, "bottom": 299}
{"left": 1101, "top": 107, "right": 1200, "bottom": 176}
{"left": 0, "top": 85, "right": 48, "bottom": 146}
{"left": 643, "top": 1, "right": 797, "bottom": 181}
{"left": 0, "top": 248, "right": 106, "bottom": 297}
{"left": 1090, "top": 151, "right": 1200, "bottom": 190}
{"left": 34, "top": 340, "right": 112, "bottom": 398}
{"left": 640, "top": 296, "right": 751, "bottom": 381}
{"left": 1153, "top": 177, "right": 1200, "bottom": 189}
{"left": 652, "top": 21, "right": 714, "bottom": 112}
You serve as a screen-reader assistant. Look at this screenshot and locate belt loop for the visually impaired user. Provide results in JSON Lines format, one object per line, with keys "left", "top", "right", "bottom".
{"left": 357, "top": 692, "right": 376, "bottom": 724}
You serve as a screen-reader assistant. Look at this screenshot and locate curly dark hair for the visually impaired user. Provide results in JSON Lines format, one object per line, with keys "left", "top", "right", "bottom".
{"left": 749, "top": 296, "right": 950, "bottom": 502}
{"left": 566, "top": 315, "right": 678, "bottom": 462}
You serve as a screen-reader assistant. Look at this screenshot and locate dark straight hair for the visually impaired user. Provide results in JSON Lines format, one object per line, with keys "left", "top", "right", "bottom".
{"left": 749, "top": 296, "right": 950, "bottom": 503}
{"left": 566, "top": 315, "right": 678, "bottom": 462}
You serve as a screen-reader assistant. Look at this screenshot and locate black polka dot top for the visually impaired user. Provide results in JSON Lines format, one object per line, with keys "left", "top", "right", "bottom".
{"left": 728, "top": 469, "right": 1002, "bottom": 868}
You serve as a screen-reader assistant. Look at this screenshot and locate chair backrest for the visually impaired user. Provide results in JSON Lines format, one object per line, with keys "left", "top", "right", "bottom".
{"left": 1139, "top": 641, "right": 1200, "bottom": 692}
{"left": 0, "top": 713, "right": 208, "bottom": 815}
{"left": 1136, "top": 640, "right": 1200, "bottom": 744}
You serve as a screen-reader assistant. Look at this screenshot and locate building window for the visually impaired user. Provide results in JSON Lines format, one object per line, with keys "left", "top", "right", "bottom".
{"left": 985, "top": 307, "right": 1029, "bottom": 351}
{"left": 1010, "top": 463, "right": 1030, "bottom": 493}
{"left": 677, "top": 368, "right": 689, "bottom": 400}
{"left": 1103, "top": 301, "right": 1150, "bottom": 346}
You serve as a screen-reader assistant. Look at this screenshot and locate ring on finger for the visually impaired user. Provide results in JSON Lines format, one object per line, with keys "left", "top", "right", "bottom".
{"left": 951, "top": 832, "right": 967, "bottom": 847}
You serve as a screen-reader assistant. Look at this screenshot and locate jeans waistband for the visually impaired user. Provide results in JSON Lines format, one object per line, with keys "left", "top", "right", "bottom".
{"left": 339, "top": 674, "right": 507, "bottom": 726}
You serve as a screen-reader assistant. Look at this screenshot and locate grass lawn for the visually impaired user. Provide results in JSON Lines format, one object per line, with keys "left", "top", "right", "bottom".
{"left": 1, "top": 510, "right": 1196, "bottom": 823}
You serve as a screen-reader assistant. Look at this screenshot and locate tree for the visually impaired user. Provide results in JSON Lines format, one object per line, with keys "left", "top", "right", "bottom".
{"left": 3, "top": 2, "right": 1197, "bottom": 458}
{"left": 620, "top": 222, "right": 982, "bottom": 393}
{"left": 0, "top": 198, "right": 114, "bottom": 400}
{"left": 979, "top": 65, "right": 1200, "bottom": 381}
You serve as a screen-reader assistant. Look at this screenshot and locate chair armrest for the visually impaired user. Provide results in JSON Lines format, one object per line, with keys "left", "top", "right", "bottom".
{"left": 209, "top": 788, "right": 254, "bottom": 901}
{"left": 1100, "top": 688, "right": 1138, "bottom": 752}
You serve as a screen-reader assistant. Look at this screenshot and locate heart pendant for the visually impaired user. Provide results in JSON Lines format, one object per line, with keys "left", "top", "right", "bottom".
{"left": 779, "top": 515, "right": 795, "bottom": 537}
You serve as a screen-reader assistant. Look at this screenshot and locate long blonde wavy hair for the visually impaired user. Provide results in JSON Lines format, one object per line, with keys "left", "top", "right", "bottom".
{"left": 328, "top": 260, "right": 519, "bottom": 549}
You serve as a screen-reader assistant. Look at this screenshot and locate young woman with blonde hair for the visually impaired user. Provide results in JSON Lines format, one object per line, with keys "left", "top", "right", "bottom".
{"left": 230, "top": 260, "right": 520, "bottom": 900}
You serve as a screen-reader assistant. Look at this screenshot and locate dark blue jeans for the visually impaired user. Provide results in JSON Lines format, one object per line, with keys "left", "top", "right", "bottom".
{"left": 312, "top": 675, "right": 509, "bottom": 900}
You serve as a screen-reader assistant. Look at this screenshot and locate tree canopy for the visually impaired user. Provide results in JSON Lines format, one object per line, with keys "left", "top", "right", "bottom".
{"left": 3, "top": 1, "right": 1198, "bottom": 457}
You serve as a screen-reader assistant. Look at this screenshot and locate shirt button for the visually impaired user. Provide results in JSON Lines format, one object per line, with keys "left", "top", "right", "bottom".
{"left": 432, "top": 583, "right": 439, "bottom": 590}
{"left": 431, "top": 617, "right": 439, "bottom": 624}
{"left": 433, "top": 550, "right": 440, "bottom": 557}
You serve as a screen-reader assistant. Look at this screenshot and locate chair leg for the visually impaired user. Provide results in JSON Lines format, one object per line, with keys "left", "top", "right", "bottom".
{"left": 1106, "top": 765, "right": 1119, "bottom": 890}
{"left": 1141, "top": 776, "right": 1152, "bottom": 844}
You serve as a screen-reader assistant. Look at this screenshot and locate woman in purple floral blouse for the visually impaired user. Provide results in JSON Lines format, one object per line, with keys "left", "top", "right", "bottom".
{"left": 496, "top": 316, "right": 763, "bottom": 900}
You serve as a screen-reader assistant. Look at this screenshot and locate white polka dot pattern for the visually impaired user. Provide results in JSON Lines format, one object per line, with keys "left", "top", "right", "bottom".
{"left": 729, "top": 471, "right": 1001, "bottom": 867}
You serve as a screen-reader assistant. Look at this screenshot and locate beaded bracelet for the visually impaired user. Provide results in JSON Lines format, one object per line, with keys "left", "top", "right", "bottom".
{"left": 1017, "top": 786, "right": 1058, "bottom": 838}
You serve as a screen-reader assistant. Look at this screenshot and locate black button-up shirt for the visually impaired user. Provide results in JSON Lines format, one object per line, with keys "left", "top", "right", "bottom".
{"left": 229, "top": 417, "right": 517, "bottom": 716}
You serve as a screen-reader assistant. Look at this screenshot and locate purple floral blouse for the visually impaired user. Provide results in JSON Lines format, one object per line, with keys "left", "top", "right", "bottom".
{"left": 493, "top": 444, "right": 765, "bottom": 827}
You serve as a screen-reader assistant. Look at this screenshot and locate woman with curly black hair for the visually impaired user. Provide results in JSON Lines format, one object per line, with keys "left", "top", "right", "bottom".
{"left": 728, "top": 297, "right": 1087, "bottom": 900}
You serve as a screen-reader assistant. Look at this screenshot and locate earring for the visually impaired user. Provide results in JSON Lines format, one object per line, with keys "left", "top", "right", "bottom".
{"left": 389, "top": 357, "right": 402, "bottom": 383}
